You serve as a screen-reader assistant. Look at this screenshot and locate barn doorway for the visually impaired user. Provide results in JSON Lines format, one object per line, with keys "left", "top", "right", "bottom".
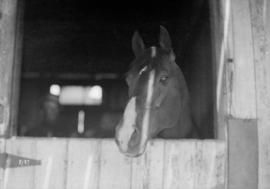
{"left": 16, "top": 0, "right": 214, "bottom": 138}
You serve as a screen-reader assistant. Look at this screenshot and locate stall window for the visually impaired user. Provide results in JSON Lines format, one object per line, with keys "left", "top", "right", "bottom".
{"left": 17, "top": 0, "right": 214, "bottom": 139}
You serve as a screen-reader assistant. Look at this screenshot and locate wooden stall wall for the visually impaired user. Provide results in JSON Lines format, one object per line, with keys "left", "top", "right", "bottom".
{"left": 0, "top": 0, "right": 19, "bottom": 188}
{"left": 250, "top": 1, "right": 270, "bottom": 188}
{"left": 0, "top": 1, "right": 227, "bottom": 189}
{"left": 226, "top": 1, "right": 258, "bottom": 188}
{"left": 9, "top": 0, "right": 24, "bottom": 136}
{"left": 3, "top": 0, "right": 270, "bottom": 188}
{"left": 1, "top": 138, "right": 226, "bottom": 189}
{"left": 211, "top": 0, "right": 270, "bottom": 189}
{"left": 210, "top": 0, "right": 258, "bottom": 188}
{"left": 0, "top": 0, "right": 18, "bottom": 136}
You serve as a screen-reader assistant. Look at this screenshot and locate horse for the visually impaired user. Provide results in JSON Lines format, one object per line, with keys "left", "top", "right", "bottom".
{"left": 115, "top": 26, "right": 199, "bottom": 157}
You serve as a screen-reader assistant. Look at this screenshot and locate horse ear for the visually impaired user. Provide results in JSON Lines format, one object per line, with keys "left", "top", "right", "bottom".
{"left": 159, "top": 26, "right": 172, "bottom": 50}
{"left": 132, "top": 31, "right": 145, "bottom": 57}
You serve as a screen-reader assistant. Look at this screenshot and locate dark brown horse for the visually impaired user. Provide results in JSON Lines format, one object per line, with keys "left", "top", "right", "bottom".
{"left": 115, "top": 26, "right": 199, "bottom": 157}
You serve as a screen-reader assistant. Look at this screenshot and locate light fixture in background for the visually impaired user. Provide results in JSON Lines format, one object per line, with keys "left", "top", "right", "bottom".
{"left": 50, "top": 84, "right": 61, "bottom": 96}
{"left": 59, "top": 85, "right": 103, "bottom": 105}
{"left": 59, "top": 86, "right": 84, "bottom": 105}
{"left": 86, "top": 85, "right": 102, "bottom": 104}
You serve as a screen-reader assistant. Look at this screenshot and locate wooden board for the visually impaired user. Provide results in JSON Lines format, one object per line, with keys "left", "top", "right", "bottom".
{"left": 3, "top": 138, "right": 68, "bottom": 189}
{"left": 210, "top": 0, "right": 233, "bottom": 139}
{"left": 0, "top": 0, "right": 19, "bottom": 185}
{"left": 131, "top": 140, "right": 164, "bottom": 189}
{"left": 227, "top": 118, "right": 258, "bottom": 189}
{"left": 0, "top": 138, "right": 226, "bottom": 189}
{"left": 9, "top": 0, "right": 24, "bottom": 136}
{"left": 3, "top": 138, "right": 37, "bottom": 189}
{"left": 99, "top": 139, "right": 132, "bottom": 189}
{"left": 163, "top": 140, "right": 226, "bottom": 189}
{"left": 211, "top": 1, "right": 270, "bottom": 189}
{"left": 0, "top": 0, "right": 18, "bottom": 136}
{"left": 249, "top": 0, "right": 270, "bottom": 188}
{"left": 229, "top": 0, "right": 257, "bottom": 119}
{"left": 66, "top": 139, "right": 101, "bottom": 189}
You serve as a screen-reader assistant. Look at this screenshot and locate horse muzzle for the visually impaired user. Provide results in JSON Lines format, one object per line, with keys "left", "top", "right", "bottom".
{"left": 115, "top": 124, "right": 148, "bottom": 157}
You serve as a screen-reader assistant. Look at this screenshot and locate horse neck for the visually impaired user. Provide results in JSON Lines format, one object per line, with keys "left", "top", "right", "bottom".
{"left": 175, "top": 81, "right": 200, "bottom": 138}
{"left": 172, "top": 66, "right": 199, "bottom": 138}
{"left": 158, "top": 102, "right": 193, "bottom": 138}
{"left": 159, "top": 83, "right": 194, "bottom": 138}
{"left": 176, "top": 100, "right": 197, "bottom": 138}
{"left": 159, "top": 64, "right": 199, "bottom": 138}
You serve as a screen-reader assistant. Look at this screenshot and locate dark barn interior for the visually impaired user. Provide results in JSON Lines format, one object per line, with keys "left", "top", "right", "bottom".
{"left": 18, "top": 0, "right": 214, "bottom": 138}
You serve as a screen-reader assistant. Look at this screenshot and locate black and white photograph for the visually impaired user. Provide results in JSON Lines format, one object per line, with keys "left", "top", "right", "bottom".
{"left": 0, "top": 0, "right": 268, "bottom": 188}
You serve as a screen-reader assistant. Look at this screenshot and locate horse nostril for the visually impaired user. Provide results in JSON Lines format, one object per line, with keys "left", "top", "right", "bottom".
{"left": 131, "top": 130, "right": 137, "bottom": 139}
{"left": 129, "top": 128, "right": 140, "bottom": 147}
{"left": 115, "top": 138, "right": 120, "bottom": 145}
{"left": 115, "top": 137, "right": 126, "bottom": 146}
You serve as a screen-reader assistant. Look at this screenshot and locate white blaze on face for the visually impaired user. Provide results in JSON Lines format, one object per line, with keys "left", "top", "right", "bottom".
{"left": 117, "top": 47, "right": 156, "bottom": 155}
{"left": 117, "top": 97, "right": 137, "bottom": 151}
{"left": 139, "top": 66, "right": 147, "bottom": 75}
{"left": 139, "top": 69, "right": 155, "bottom": 151}
{"left": 138, "top": 47, "right": 156, "bottom": 151}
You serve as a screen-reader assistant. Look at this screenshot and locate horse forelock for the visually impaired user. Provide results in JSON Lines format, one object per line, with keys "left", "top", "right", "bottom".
{"left": 128, "top": 47, "right": 166, "bottom": 75}
{"left": 126, "top": 47, "right": 176, "bottom": 98}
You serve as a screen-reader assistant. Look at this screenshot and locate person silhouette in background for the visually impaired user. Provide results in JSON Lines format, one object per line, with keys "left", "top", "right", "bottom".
{"left": 25, "top": 94, "right": 63, "bottom": 137}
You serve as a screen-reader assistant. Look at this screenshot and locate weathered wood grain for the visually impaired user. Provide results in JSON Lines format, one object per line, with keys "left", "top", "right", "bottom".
{"left": 0, "top": 139, "right": 6, "bottom": 188}
{"left": 34, "top": 138, "right": 67, "bottom": 189}
{"left": 131, "top": 140, "right": 164, "bottom": 189}
{"left": 0, "top": 0, "right": 18, "bottom": 136}
{"left": 209, "top": 0, "right": 220, "bottom": 138}
{"left": 210, "top": 0, "right": 232, "bottom": 140}
{"left": 9, "top": 0, "right": 24, "bottom": 136}
{"left": 0, "top": 1, "right": 19, "bottom": 185}
{"left": 211, "top": 1, "right": 270, "bottom": 189}
{"left": 227, "top": 119, "right": 258, "bottom": 189}
{"left": 249, "top": 0, "right": 270, "bottom": 188}
{"left": 163, "top": 140, "right": 226, "bottom": 189}
{"left": 3, "top": 138, "right": 37, "bottom": 189}
{"left": 229, "top": 0, "right": 257, "bottom": 119}
{"left": 98, "top": 139, "right": 132, "bottom": 189}
{"left": 66, "top": 139, "right": 101, "bottom": 189}
{"left": 4, "top": 138, "right": 68, "bottom": 189}
{"left": 0, "top": 138, "right": 226, "bottom": 189}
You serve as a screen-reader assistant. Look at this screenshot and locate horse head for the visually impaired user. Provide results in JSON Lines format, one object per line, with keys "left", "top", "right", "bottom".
{"left": 115, "top": 26, "right": 194, "bottom": 157}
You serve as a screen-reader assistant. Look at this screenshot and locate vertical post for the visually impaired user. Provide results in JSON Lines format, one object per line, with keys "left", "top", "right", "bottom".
{"left": 228, "top": 0, "right": 259, "bottom": 187}
{"left": 10, "top": 0, "right": 24, "bottom": 136}
{"left": 0, "top": 0, "right": 18, "bottom": 137}
{"left": 209, "top": 0, "right": 230, "bottom": 140}
{"left": 0, "top": 0, "right": 18, "bottom": 188}
{"left": 250, "top": 0, "right": 270, "bottom": 189}
{"left": 210, "top": 0, "right": 260, "bottom": 188}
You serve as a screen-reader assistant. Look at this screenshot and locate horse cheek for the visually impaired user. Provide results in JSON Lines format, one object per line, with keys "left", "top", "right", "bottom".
{"left": 167, "top": 97, "right": 181, "bottom": 126}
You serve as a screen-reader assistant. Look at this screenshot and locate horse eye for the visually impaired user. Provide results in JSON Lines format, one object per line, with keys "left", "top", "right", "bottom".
{"left": 160, "top": 75, "right": 169, "bottom": 84}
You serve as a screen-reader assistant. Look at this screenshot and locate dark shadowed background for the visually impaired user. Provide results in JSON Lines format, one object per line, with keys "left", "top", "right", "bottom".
{"left": 18, "top": 0, "right": 214, "bottom": 138}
